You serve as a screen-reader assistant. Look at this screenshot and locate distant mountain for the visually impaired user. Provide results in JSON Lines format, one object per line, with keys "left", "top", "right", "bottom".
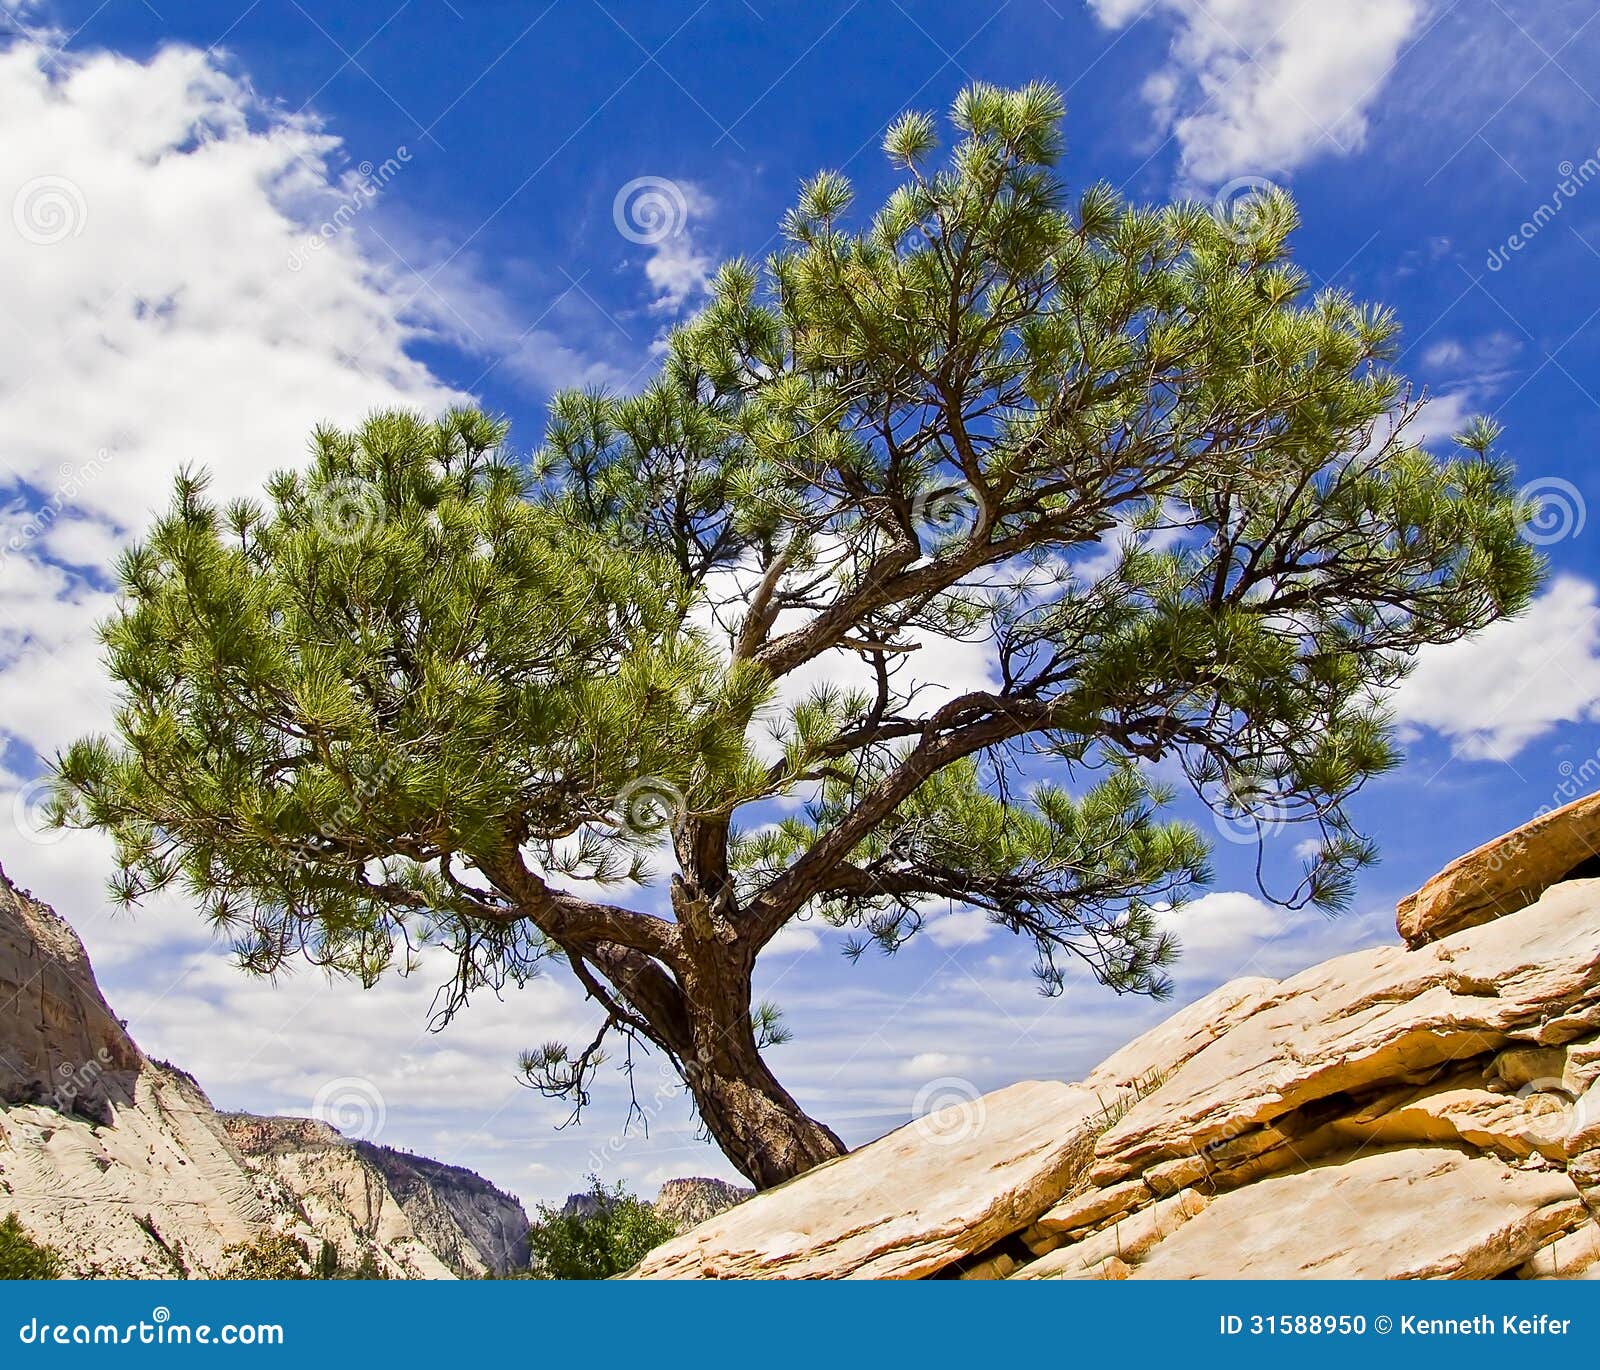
{"left": 0, "top": 863, "right": 527, "bottom": 1278}
{"left": 653, "top": 1176, "right": 751, "bottom": 1232}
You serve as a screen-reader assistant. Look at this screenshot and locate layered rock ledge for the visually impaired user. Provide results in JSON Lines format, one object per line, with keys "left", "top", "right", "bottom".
{"left": 630, "top": 810, "right": 1600, "bottom": 1281}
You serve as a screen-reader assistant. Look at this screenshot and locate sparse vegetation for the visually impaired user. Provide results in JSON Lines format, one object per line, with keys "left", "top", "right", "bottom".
{"left": 0, "top": 1214, "right": 61, "bottom": 1280}
{"left": 221, "top": 1231, "right": 389, "bottom": 1280}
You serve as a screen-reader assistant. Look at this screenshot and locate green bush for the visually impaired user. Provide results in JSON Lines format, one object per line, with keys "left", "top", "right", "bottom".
{"left": 524, "top": 1178, "right": 676, "bottom": 1279}
{"left": 221, "top": 1231, "right": 312, "bottom": 1279}
{"left": 0, "top": 1214, "right": 61, "bottom": 1280}
{"left": 221, "top": 1232, "right": 389, "bottom": 1280}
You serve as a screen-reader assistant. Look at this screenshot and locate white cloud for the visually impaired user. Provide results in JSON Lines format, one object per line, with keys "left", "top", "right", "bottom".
{"left": 0, "top": 44, "right": 464, "bottom": 533}
{"left": 896, "top": 1051, "right": 987, "bottom": 1080}
{"left": 1087, "top": 0, "right": 1425, "bottom": 184}
{"left": 1406, "top": 388, "right": 1479, "bottom": 450}
{"left": 765, "top": 921, "right": 823, "bottom": 956}
{"left": 1159, "top": 889, "right": 1288, "bottom": 976}
{"left": 645, "top": 229, "right": 714, "bottom": 314}
{"left": 1417, "top": 331, "right": 1522, "bottom": 394}
{"left": 0, "top": 39, "right": 666, "bottom": 1208}
{"left": 922, "top": 907, "right": 994, "bottom": 948}
{"left": 0, "top": 37, "right": 476, "bottom": 776}
{"left": 1394, "top": 575, "right": 1600, "bottom": 761}
{"left": 613, "top": 177, "right": 715, "bottom": 315}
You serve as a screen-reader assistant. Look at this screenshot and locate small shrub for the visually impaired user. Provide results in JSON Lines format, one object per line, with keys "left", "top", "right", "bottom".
{"left": 0, "top": 1214, "right": 60, "bottom": 1279}
{"left": 221, "top": 1231, "right": 312, "bottom": 1279}
{"left": 221, "top": 1231, "right": 389, "bottom": 1280}
{"left": 524, "top": 1177, "right": 676, "bottom": 1279}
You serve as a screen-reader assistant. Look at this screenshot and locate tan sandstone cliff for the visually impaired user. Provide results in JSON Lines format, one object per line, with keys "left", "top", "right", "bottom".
{"left": 629, "top": 795, "right": 1600, "bottom": 1280}
{"left": 0, "top": 867, "right": 527, "bottom": 1278}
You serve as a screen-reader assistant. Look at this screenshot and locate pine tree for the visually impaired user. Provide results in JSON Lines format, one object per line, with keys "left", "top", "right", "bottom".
{"left": 53, "top": 84, "right": 1541, "bottom": 1188}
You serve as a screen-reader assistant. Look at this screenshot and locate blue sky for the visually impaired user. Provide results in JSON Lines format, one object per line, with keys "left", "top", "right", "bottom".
{"left": 3, "top": 0, "right": 1600, "bottom": 1206}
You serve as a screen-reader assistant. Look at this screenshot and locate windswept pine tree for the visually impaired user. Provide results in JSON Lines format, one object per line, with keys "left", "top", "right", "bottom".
{"left": 53, "top": 84, "right": 1541, "bottom": 1188}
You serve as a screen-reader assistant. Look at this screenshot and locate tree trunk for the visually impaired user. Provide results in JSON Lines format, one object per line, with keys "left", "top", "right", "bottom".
{"left": 674, "top": 950, "right": 847, "bottom": 1189}
{"left": 684, "top": 1030, "right": 848, "bottom": 1190}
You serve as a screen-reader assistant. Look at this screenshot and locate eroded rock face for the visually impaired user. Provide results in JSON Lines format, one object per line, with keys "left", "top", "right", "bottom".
{"left": 653, "top": 1177, "right": 750, "bottom": 1233}
{"left": 1397, "top": 791, "right": 1600, "bottom": 947}
{"left": 359, "top": 1143, "right": 531, "bottom": 1276}
{"left": 0, "top": 870, "right": 140, "bottom": 1121}
{"left": 1134, "top": 1149, "right": 1583, "bottom": 1280}
{"left": 626, "top": 1081, "right": 1108, "bottom": 1279}
{"left": 632, "top": 859, "right": 1600, "bottom": 1280}
{"left": 0, "top": 866, "right": 525, "bottom": 1279}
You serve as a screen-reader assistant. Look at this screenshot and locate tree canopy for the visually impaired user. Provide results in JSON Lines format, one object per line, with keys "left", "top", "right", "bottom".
{"left": 53, "top": 82, "right": 1541, "bottom": 1187}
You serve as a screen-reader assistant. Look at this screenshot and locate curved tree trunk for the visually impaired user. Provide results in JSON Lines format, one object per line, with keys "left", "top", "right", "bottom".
{"left": 673, "top": 936, "right": 847, "bottom": 1189}
{"left": 685, "top": 1026, "right": 847, "bottom": 1190}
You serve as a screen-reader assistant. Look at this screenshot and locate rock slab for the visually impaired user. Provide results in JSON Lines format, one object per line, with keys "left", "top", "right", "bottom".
{"left": 0, "top": 865, "right": 527, "bottom": 1278}
{"left": 1397, "top": 791, "right": 1600, "bottom": 946}
{"left": 625, "top": 1080, "right": 1105, "bottom": 1279}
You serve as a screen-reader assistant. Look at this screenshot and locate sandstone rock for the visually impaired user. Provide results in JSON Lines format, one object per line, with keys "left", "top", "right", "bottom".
{"left": 1132, "top": 1148, "right": 1586, "bottom": 1280}
{"left": 0, "top": 865, "right": 526, "bottom": 1279}
{"left": 653, "top": 1176, "right": 750, "bottom": 1233}
{"left": 0, "top": 868, "right": 139, "bottom": 1120}
{"left": 1029, "top": 1177, "right": 1150, "bottom": 1243}
{"left": 358, "top": 1143, "right": 530, "bottom": 1276}
{"left": 1519, "top": 1221, "right": 1600, "bottom": 1278}
{"left": 1331, "top": 1080, "right": 1567, "bottom": 1161}
{"left": 1014, "top": 1188, "right": 1208, "bottom": 1279}
{"left": 957, "top": 1251, "right": 1017, "bottom": 1280}
{"left": 0, "top": 1067, "right": 270, "bottom": 1277}
{"left": 221, "top": 1116, "right": 454, "bottom": 1279}
{"left": 1396, "top": 791, "right": 1600, "bottom": 947}
{"left": 1565, "top": 1081, "right": 1600, "bottom": 1213}
{"left": 624, "top": 1080, "right": 1105, "bottom": 1279}
{"left": 1492, "top": 1045, "right": 1571, "bottom": 1089}
{"left": 1566, "top": 1036, "right": 1600, "bottom": 1093}
{"left": 1091, "top": 878, "right": 1600, "bottom": 1185}
{"left": 626, "top": 850, "right": 1600, "bottom": 1283}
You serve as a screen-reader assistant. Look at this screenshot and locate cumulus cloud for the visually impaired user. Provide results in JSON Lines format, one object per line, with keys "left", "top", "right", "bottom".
{"left": 1087, "top": 0, "right": 1425, "bottom": 184}
{"left": 1394, "top": 575, "right": 1600, "bottom": 761}
{"left": 0, "top": 38, "right": 648, "bottom": 1207}
{"left": 922, "top": 907, "right": 995, "bottom": 948}
{"left": 896, "top": 1051, "right": 988, "bottom": 1080}
{"left": 1159, "top": 889, "right": 1289, "bottom": 976}
{"left": 0, "top": 39, "right": 474, "bottom": 776}
{"left": 765, "top": 921, "right": 825, "bottom": 956}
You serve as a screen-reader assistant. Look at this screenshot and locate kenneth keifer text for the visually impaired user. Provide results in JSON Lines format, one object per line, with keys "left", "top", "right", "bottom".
{"left": 1400, "top": 1315, "right": 1572, "bottom": 1335}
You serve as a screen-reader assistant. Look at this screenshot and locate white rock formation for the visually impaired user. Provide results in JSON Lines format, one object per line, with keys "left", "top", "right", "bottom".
{"left": 630, "top": 805, "right": 1600, "bottom": 1281}
{"left": 0, "top": 867, "right": 527, "bottom": 1278}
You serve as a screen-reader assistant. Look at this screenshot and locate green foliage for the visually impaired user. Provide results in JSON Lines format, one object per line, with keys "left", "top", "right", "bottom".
{"left": 0, "top": 1214, "right": 60, "bottom": 1280}
{"left": 54, "top": 408, "right": 767, "bottom": 995}
{"left": 312, "top": 1238, "right": 340, "bottom": 1281}
{"left": 221, "top": 1232, "right": 312, "bottom": 1280}
{"left": 523, "top": 1178, "right": 677, "bottom": 1280}
{"left": 51, "top": 81, "right": 1544, "bottom": 1178}
{"left": 220, "top": 1232, "right": 389, "bottom": 1280}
